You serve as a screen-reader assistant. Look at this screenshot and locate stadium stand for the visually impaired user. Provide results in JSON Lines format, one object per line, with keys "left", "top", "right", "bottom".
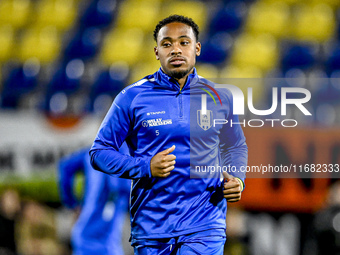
{"left": 0, "top": 25, "right": 14, "bottom": 63}
{"left": 64, "top": 26, "right": 103, "bottom": 61}
{"left": 17, "top": 27, "right": 61, "bottom": 64}
{"left": 33, "top": 0, "right": 78, "bottom": 32}
{"left": 87, "top": 62, "right": 129, "bottom": 114}
{"left": 1, "top": 58, "right": 40, "bottom": 108}
{"left": 115, "top": 0, "right": 161, "bottom": 32}
{"left": 0, "top": 0, "right": 32, "bottom": 30}
{"left": 79, "top": 0, "right": 118, "bottom": 29}
{"left": 0, "top": 0, "right": 339, "bottom": 125}
{"left": 207, "top": 1, "right": 247, "bottom": 35}
{"left": 43, "top": 59, "right": 85, "bottom": 114}
{"left": 280, "top": 43, "right": 318, "bottom": 72}
{"left": 245, "top": 1, "right": 290, "bottom": 38}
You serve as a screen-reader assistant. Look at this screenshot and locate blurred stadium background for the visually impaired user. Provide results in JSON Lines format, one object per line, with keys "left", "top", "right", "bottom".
{"left": 0, "top": 0, "right": 340, "bottom": 254}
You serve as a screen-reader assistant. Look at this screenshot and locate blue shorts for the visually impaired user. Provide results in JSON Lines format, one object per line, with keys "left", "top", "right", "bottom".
{"left": 132, "top": 229, "right": 226, "bottom": 255}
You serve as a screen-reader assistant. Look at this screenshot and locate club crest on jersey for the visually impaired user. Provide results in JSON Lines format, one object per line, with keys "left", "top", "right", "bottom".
{"left": 197, "top": 83, "right": 222, "bottom": 131}
{"left": 197, "top": 110, "right": 213, "bottom": 130}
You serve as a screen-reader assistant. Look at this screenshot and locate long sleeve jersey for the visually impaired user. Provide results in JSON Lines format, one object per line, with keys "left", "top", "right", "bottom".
{"left": 58, "top": 145, "right": 131, "bottom": 255}
{"left": 90, "top": 68, "right": 248, "bottom": 240}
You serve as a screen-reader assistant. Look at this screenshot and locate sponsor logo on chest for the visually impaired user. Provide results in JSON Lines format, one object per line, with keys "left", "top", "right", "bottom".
{"left": 142, "top": 118, "right": 173, "bottom": 127}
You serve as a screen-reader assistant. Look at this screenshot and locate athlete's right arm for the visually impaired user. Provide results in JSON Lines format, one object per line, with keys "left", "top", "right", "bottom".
{"left": 89, "top": 91, "right": 152, "bottom": 179}
{"left": 150, "top": 145, "right": 176, "bottom": 177}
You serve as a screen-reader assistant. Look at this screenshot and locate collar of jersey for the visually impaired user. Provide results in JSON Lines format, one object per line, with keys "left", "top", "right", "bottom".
{"left": 154, "top": 67, "right": 199, "bottom": 91}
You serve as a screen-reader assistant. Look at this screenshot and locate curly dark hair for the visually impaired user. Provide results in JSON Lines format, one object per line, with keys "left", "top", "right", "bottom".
{"left": 153, "top": 14, "right": 200, "bottom": 42}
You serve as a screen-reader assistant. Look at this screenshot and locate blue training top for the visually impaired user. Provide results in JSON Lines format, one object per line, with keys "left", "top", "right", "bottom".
{"left": 90, "top": 68, "right": 248, "bottom": 240}
{"left": 58, "top": 144, "right": 131, "bottom": 255}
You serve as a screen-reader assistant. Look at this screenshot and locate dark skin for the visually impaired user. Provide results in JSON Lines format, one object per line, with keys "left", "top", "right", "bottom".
{"left": 150, "top": 145, "right": 176, "bottom": 178}
{"left": 154, "top": 22, "right": 201, "bottom": 89}
{"left": 223, "top": 173, "right": 243, "bottom": 202}
{"left": 150, "top": 22, "right": 242, "bottom": 202}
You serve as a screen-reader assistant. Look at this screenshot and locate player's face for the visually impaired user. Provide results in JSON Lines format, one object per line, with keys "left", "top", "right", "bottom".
{"left": 154, "top": 22, "right": 201, "bottom": 81}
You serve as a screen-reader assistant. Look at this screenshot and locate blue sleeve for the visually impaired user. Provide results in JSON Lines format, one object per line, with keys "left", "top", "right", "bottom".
{"left": 219, "top": 89, "right": 248, "bottom": 189}
{"left": 89, "top": 91, "right": 152, "bottom": 179}
{"left": 58, "top": 148, "right": 88, "bottom": 208}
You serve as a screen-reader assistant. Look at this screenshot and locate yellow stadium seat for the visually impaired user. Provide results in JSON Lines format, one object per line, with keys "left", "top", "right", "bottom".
{"left": 231, "top": 33, "right": 279, "bottom": 72}
{"left": 196, "top": 64, "right": 219, "bottom": 79}
{"left": 262, "top": 0, "right": 298, "bottom": 5}
{"left": 219, "top": 65, "right": 263, "bottom": 78}
{"left": 291, "top": 4, "right": 335, "bottom": 42}
{"left": 131, "top": 0, "right": 164, "bottom": 3}
{"left": 0, "top": 25, "right": 14, "bottom": 62}
{"left": 0, "top": 64, "right": 2, "bottom": 89}
{"left": 33, "top": 0, "right": 77, "bottom": 31}
{"left": 143, "top": 37, "right": 159, "bottom": 63}
{"left": 101, "top": 28, "right": 144, "bottom": 66}
{"left": 17, "top": 27, "right": 61, "bottom": 64}
{"left": 219, "top": 64, "right": 264, "bottom": 104}
{"left": 116, "top": 0, "right": 161, "bottom": 32}
{"left": 128, "top": 61, "right": 160, "bottom": 84}
{"left": 160, "top": 1, "right": 208, "bottom": 31}
{"left": 246, "top": 2, "right": 290, "bottom": 38}
{"left": 0, "top": 0, "right": 31, "bottom": 29}
{"left": 307, "top": 0, "right": 340, "bottom": 8}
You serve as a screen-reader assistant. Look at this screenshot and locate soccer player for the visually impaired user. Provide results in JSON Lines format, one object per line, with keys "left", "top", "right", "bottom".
{"left": 90, "top": 15, "right": 248, "bottom": 254}
{"left": 58, "top": 145, "right": 131, "bottom": 255}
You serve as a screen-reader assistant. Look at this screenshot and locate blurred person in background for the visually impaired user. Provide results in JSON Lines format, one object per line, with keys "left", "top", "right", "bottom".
{"left": 224, "top": 207, "right": 249, "bottom": 255}
{"left": 17, "top": 199, "right": 62, "bottom": 255}
{"left": 0, "top": 189, "right": 21, "bottom": 255}
{"left": 58, "top": 144, "right": 131, "bottom": 255}
{"left": 303, "top": 180, "right": 340, "bottom": 255}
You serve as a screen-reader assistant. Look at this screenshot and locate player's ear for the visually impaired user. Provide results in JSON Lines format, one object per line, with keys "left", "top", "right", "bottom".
{"left": 154, "top": 46, "right": 160, "bottom": 60}
{"left": 196, "top": 42, "right": 201, "bottom": 56}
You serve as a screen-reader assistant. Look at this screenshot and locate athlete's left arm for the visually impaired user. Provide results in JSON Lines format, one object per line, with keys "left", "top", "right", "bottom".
{"left": 219, "top": 89, "right": 248, "bottom": 201}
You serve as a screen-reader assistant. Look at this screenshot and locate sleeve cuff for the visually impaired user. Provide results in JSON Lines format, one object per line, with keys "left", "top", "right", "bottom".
{"left": 235, "top": 177, "right": 244, "bottom": 191}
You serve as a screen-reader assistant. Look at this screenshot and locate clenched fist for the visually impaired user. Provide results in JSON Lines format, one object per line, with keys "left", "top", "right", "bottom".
{"left": 150, "top": 145, "right": 176, "bottom": 177}
{"left": 223, "top": 173, "right": 243, "bottom": 202}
